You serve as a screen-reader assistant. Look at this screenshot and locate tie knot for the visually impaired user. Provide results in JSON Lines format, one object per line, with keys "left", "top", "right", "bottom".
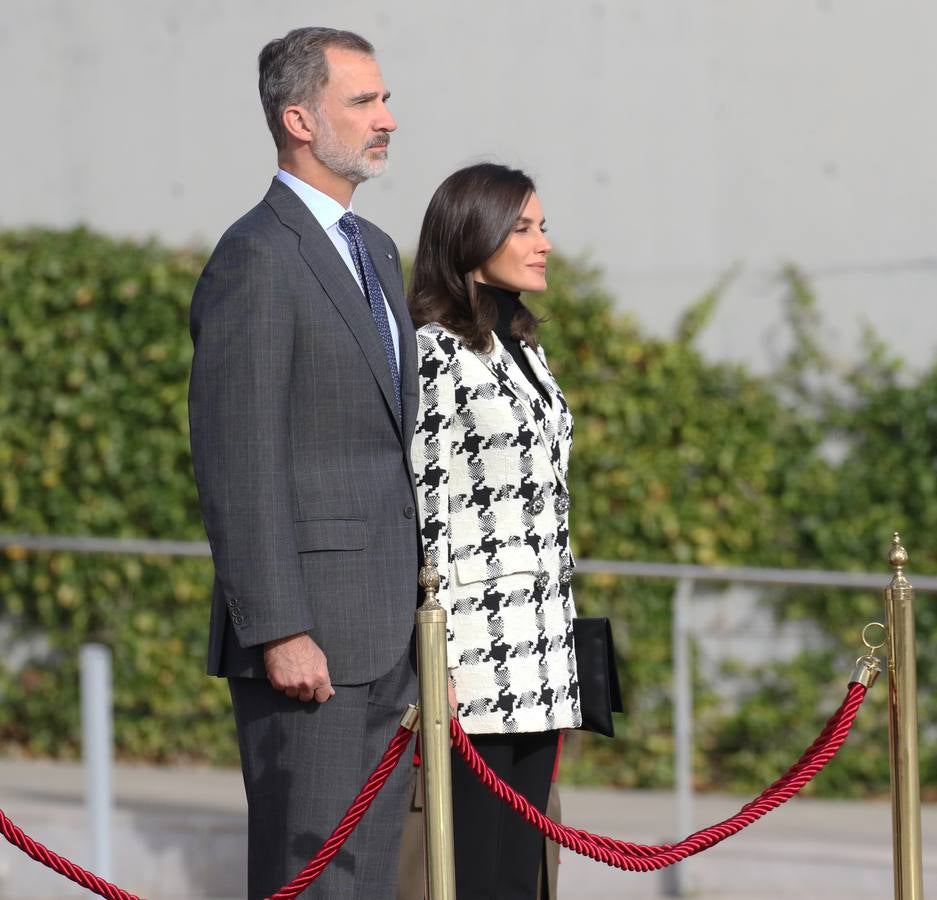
{"left": 338, "top": 211, "right": 360, "bottom": 238}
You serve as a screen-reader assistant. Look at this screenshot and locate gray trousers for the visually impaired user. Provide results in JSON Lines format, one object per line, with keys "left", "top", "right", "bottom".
{"left": 230, "top": 640, "right": 417, "bottom": 900}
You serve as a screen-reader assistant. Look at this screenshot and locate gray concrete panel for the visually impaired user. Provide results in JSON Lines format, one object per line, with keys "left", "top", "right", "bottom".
{"left": 1, "top": 1, "right": 935, "bottom": 371}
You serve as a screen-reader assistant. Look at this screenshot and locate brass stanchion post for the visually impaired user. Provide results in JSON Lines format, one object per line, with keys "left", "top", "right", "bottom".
{"left": 416, "top": 565, "right": 456, "bottom": 899}
{"left": 884, "top": 533, "right": 924, "bottom": 899}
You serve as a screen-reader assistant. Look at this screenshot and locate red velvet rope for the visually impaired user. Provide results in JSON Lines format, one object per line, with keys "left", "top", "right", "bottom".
{"left": 0, "top": 809, "right": 141, "bottom": 900}
{"left": 0, "top": 724, "right": 415, "bottom": 900}
{"left": 0, "top": 683, "right": 868, "bottom": 893}
{"left": 451, "top": 682, "right": 868, "bottom": 871}
{"left": 267, "top": 723, "right": 415, "bottom": 899}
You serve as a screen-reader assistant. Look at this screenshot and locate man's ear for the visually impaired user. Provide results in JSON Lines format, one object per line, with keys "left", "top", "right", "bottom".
{"left": 281, "top": 105, "right": 315, "bottom": 145}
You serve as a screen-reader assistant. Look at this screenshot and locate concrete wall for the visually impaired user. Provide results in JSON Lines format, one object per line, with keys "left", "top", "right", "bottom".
{"left": 2, "top": 0, "right": 935, "bottom": 370}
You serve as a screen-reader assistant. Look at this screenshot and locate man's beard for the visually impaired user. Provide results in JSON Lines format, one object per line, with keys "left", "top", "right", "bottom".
{"left": 313, "top": 115, "right": 389, "bottom": 184}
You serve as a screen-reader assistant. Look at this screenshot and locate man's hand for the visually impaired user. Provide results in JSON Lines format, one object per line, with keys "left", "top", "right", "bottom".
{"left": 263, "top": 633, "right": 335, "bottom": 703}
{"left": 448, "top": 673, "right": 458, "bottom": 715}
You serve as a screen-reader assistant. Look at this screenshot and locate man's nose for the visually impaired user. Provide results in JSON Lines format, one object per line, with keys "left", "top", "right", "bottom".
{"left": 375, "top": 105, "right": 397, "bottom": 133}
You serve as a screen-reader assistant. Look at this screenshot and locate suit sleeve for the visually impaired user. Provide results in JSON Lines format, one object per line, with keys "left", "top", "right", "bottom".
{"left": 411, "top": 329, "right": 459, "bottom": 668}
{"left": 188, "top": 233, "right": 313, "bottom": 648}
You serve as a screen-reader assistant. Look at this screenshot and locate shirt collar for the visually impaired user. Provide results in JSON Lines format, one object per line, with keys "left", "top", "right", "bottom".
{"left": 275, "top": 168, "right": 350, "bottom": 231}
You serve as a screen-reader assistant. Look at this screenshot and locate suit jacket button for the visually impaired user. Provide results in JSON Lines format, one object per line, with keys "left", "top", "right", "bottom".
{"left": 403, "top": 505, "right": 416, "bottom": 519}
{"left": 559, "top": 564, "right": 574, "bottom": 586}
{"left": 534, "top": 571, "right": 549, "bottom": 591}
{"left": 226, "top": 597, "right": 238, "bottom": 608}
{"left": 554, "top": 493, "right": 570, "bottom": 515}
{"left": 527, "top": 496, "right": 545, "bottom": 516}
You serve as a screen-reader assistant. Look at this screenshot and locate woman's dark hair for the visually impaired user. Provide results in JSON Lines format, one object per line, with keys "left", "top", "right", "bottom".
{"left": 409, "top": 163, "right": 542, "bottom": 351}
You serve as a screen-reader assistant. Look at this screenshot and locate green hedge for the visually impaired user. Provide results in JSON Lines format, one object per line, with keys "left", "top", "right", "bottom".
{"left": 0, "top": 228, "right": 235, "bottom": 762}
{"left": 0, "top": 229, "right": 933, "bottom": 795}
{"left": 530, "top": 261, "right": 825, "bottom": 787}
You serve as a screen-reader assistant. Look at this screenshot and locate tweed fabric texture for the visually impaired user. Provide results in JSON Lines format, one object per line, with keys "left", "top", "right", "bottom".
{"left": 412, "top": 323, "right": 581, "bottom": 734}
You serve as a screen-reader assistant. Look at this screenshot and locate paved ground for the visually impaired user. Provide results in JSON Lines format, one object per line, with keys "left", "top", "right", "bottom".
{"left": 558, "top": 786, "right": 937, "bottom": 898}
{"left": 0, "top": 757, "right": 933, "bottom": 898}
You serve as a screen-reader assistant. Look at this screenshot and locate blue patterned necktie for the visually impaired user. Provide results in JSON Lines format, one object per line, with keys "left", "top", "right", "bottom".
{"left": 338, "top": 211, "right": 402, "bottom": 415}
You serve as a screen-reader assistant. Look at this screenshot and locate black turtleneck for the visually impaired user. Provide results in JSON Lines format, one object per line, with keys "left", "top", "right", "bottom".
{"left": 476, "top": 282, "right": 549, "bottom": 403}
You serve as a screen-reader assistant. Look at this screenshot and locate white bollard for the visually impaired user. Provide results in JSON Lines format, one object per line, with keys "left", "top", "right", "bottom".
{"left": 664, "top": 577, "right": 695, "bottom": 897}
{"left": 80, "top": 643, "right": 113, "bottom": 881}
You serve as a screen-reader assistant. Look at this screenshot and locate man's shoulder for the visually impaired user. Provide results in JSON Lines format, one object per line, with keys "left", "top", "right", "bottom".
{"left": 215, "top": 198, "right": 281, "bottom": 248}
{"left": 195, "top": 199, "right": 298, "bottom": 292}
{"left": 208, "top": 177, "right": 305, "bottom": 246}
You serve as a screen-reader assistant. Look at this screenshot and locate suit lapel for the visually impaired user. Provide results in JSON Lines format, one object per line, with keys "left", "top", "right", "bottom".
{"left": 523, "top": 342, "right": 564, "bottom": 427}
{"left": 362, "top": 225, "right": 418, "bottom": 441}
{"left": 524, "top": 341, "right": 572, "bottom": 480}
{"left": 475, "top": 334, "right": 568, "bottom": 490}
{"left": 263, "top": 180, "right": 402, "bottom": 432}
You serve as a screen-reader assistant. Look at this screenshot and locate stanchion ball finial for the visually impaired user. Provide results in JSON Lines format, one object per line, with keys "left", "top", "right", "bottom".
{"left": 419, "top": 564, "right": 440, "bottom": 593}
{"left": 889, "top": 532, "right": 908, "bottom": 571}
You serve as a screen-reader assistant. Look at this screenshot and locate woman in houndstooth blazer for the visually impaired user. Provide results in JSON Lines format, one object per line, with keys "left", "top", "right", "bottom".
{"left": 409, "top": 163, "right": 580, "bottom": 899}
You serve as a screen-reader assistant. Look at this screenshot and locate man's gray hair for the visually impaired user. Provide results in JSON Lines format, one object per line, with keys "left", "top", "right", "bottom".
{"left": 259, "top": 27, "right": 374, "bottom": 150}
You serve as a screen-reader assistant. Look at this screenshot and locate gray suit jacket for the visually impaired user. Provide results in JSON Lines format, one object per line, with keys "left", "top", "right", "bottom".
{"left": 188, "top": 178, "right": 419, "bottom": 684}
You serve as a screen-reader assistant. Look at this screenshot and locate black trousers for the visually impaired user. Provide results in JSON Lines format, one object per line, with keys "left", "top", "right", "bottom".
{"left": 450, "top": 730, "right": 560, "bottom": 900}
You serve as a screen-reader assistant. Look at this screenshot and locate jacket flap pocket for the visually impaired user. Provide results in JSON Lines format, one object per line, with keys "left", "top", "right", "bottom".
{"left": 295, "top": 518, "right": 367, "bottom": 552}
{"left": 454, "top": 544, "right": 539, "bottom": 585}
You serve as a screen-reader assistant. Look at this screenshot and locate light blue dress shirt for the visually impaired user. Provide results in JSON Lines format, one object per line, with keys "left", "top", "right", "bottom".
{"left": 275, "top": 168, "right": 400, "bottom": 368}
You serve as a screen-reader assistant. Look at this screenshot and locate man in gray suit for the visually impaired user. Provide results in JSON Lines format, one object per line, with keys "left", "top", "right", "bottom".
{"left": 188, "top": 27, "right": 419, "bottom": 899}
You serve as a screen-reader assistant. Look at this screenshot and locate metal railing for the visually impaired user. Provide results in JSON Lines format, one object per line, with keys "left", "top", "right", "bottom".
{"left": 1, "top": 533, "right": 931, "bottom": 897}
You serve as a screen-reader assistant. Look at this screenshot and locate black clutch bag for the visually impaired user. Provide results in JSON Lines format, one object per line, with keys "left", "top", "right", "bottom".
{"left": 573, "top": 617, "right": 624, "bottom": 737}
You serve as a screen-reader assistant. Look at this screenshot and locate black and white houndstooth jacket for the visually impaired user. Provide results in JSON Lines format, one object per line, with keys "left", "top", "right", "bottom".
{"left": 412, "top": 322, "right": 581, "bottom": 734}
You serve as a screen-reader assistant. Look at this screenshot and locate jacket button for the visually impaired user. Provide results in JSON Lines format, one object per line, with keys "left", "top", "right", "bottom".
{"left": 527, "top": 496, "right": 545, "bottom": 516}
{"left": 554, "top": 493, "right": 570, "bottom": 515}
{"left": 403, "top": 505, "right": 416, "bottom": 519}
{"left": 534, "top": 571, "right": 549, "bottom": 591}
{"left": 559, "top": 564, "right": 574, "bottom": 586}
{"left": 226, "top": 597, "right": 238, "bottom": 608}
